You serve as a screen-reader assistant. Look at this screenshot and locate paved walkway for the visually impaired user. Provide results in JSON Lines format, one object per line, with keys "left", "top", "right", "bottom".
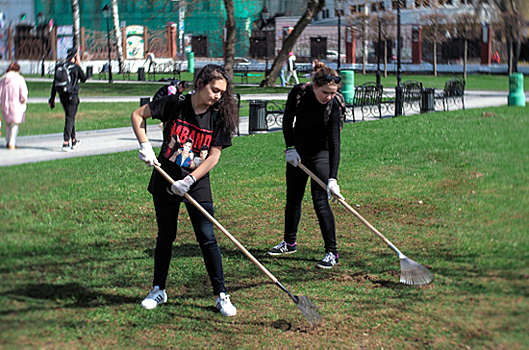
{"left": 0, "top": 90, "right": 526, "bottom": 167}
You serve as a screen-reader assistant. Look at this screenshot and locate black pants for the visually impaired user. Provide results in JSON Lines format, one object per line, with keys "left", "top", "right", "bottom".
{"left": 284, "top": 150, "right": 338, "bottom": 254}
{"left": 59, "top": 94, "right": 79, "bottom": 143}
{"left": 152, "top": 192, "right": 226, "bottom": 295}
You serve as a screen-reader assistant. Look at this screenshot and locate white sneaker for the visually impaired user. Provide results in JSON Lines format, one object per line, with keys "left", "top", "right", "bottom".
{"left": 216, "top": 292, "right": 237, "bottom": 316}
{"left": 141, "top": 286, "right": 167, "bottom": 310}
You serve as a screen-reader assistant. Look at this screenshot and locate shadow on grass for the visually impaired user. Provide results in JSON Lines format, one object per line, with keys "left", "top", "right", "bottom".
{"left": 1, "top": 282, "right": 138, "bottom": 313}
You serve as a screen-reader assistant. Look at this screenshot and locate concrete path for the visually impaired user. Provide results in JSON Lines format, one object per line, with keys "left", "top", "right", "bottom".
{"left": 0, "top": 90, "right": 526, "bottom": 167}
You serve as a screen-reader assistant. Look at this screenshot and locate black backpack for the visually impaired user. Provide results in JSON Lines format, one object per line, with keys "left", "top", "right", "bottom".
{"left": 54, "top": 62, "right": 74, "bottom": 95}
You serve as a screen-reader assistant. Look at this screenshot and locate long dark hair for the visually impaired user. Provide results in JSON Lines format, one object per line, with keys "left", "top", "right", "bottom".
{"left": 194, "top": 64, "right": 238, "bottom": 135}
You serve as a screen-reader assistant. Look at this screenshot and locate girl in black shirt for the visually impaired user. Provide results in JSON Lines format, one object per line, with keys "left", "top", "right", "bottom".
{"left": 131, "top": 64, "right": 239, "bottom": 316}
{"left": 268, "top": 67, "right": 345, "bottom": 269}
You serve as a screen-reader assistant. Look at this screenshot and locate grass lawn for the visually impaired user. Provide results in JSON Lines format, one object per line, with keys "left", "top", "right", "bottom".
{"left": 25, "top": 71, "right": 524, "bottom": 99}
{"left": 1, "top": 105, "right": 527, "bottom": 349}
{"left": 9, "top": 99, "right": 287, "bottom": 137}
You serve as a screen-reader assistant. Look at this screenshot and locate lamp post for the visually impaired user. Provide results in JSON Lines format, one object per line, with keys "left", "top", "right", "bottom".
{"left": 376, "top": 12, "right": 382, "bottom": 86}
{"left": 37, "top": 12, "right": 45, "bottom": 77}
{"left": 395, "top": 0, "right": 403, "bottom": 117}
{"left": 102, "top": 4, "right": 113, "bottom": 83}
{"left": 335, "top": 0, "right": 343, "bottom": 72}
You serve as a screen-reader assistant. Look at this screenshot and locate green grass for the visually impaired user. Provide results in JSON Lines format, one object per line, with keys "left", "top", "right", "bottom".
{"left": 1, "top": 105, "right": 528, "bottom": 349}
{"left": 26, "top": 72, "right": 523, "bottom": 99}
{"left": 9, "top": 99, "right": 286, "bottom": 137}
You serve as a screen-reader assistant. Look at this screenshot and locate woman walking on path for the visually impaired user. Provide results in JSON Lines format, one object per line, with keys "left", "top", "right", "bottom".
{"left": 131, "top": 64, "right": 239, "bottom": 316}
{"left": 268, "top": 66, "right": 346, "bottom": 269}
{"left": 0, "top": 62, "right": 28, "bottom": 149}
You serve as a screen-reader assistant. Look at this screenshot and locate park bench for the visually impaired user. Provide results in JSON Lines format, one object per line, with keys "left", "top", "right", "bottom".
{"left": 435, "top": 77, "right": 465, "bottom": 111}
{"left": 233, "top": 65, "right": 249, "bottom": 84}
{"left": 121, "top": 62, "right": 131, "bottom": 80}
{"left": 346, "top": 82, "right": 383, "bottom": 122}
{"left": 402, "top": 79, "right": 423, "bottom": 114}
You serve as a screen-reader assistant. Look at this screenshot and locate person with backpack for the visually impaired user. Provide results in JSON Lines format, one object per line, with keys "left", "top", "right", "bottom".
{"left": 268, "top": 66, "right": 346, "bottom": 269}
{"left": 130, "top": 64, "right": 239, "bottom": 316}
{"left": 48, "top": 47, "right": 87, "bottom": 152}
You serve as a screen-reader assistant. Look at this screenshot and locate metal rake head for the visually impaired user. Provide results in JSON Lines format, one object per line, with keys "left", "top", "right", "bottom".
{"left": 295, "top": 295, "right": 322, "bottom": 327}
{"left": 400, "top": 257, "right": 434, "bottom": 286}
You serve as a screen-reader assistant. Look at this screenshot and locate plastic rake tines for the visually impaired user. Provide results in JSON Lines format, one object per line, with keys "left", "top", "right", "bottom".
{"left": 295, "top": 295, "right": 322, "bottom": 327}
{"left": 399, "top": 255, "right": 434, "bottom": 286}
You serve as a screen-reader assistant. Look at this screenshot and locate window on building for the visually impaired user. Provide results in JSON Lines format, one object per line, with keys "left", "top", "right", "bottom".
{"left": 393, "top": 0, "right": 408, "bottom": 10}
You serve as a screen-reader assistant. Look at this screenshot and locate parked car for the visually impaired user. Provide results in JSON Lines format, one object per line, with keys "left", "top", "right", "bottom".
{"left": 326, "top": 50, "right": 346, "bottom": 62}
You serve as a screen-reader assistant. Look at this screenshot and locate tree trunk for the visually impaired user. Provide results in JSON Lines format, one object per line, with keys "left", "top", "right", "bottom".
{"left": 463, "top": 39, "right": 468, "bottom": 80}
{"left": 70, "top": 0, "right": 81, "bottom": 51}
{"left": 223, "top": 0, "right": 236, "bottom": 79}
{"left": 111, "top": 0, "right": 124, "bottom": 73}
{"left": 261, "top": 0, "right": 325, "bottom": 87}
{"left": 433, "top": 42, "right": 438, "bottom": 77}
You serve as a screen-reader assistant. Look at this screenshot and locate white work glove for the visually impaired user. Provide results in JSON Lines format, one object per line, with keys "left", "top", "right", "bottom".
{"left": 327, "top": 178, "right": 344, "bottom": 202}
{"left": 138, "top": 142, "right": 160, "bottom": 167}
{"left": 171, "top": 175, "right": 196, "bottom": 196}
{"left": 285, "top": 148, "right": 301, "bottom": 167}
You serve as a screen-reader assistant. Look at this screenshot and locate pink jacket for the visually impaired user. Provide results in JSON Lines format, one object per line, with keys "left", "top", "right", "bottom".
{"left": 0, "top": 71, "right": 28, "bottom": 124}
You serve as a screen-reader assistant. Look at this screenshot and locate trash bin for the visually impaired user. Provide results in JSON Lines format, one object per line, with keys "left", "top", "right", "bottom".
{"left": 249, "top": 100, "right": 268, "bottom": 134}
{"left": 140, "top": 97, "right": 150, "bottom": 107}
{"left": 341, "top": 70, "right": 355, "bottom": 104}
{"left": 86, "top": 66, "right": 93, "bottom": 79}
{"left": 188, "top": 52, "right": 195, "bottom": 74}
{"left": 421, "top": 88, "right": 435, "bottom": 113}
{"left": 138, "top": 67, "right": 145, "bottom": 81}
{"left": 508, "top": 73, "right": 525, "bottom": 107}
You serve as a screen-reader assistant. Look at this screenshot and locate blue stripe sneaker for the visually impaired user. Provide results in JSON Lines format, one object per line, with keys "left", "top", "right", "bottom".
{"left": 141, "top": 286, "right": 167, "bottom": 310}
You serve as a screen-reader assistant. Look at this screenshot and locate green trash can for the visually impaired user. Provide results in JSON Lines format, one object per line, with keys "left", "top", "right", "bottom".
{"left": 508, "top": 73, "right": 525, "bottom": 107}
{"left": 341, "top": 70, "right": 355, "bottom": 104}
{"left": 188, "top": 52, "right": 195, "bottom": 74}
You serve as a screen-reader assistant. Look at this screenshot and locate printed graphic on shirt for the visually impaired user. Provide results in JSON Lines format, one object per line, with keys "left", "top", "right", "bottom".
{"left": 162, "top": 118, "right": 211, "bottom": 169}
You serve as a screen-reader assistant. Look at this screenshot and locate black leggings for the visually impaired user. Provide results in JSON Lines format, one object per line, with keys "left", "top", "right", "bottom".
{"left": 152, "top": 193, "right": 226, "bottom": 295}
{"left": 59, "top": 94, "right": 79, "bottom": 143}
{"left": 284, "top": 150, "right": 338, "bottom": 254}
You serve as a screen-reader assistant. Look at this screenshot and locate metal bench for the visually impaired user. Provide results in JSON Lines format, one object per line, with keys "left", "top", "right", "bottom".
{"left": 346, "top": 82, "right": 383, "bottom": 122}
{"left": 436, "top": 78, "right": 465, "bottom": 111}
{"left": 233, "top": 65, "right": 249, "bottom": 84}
{"left": 402, "top": 79, "right": 423, "bottom": 114}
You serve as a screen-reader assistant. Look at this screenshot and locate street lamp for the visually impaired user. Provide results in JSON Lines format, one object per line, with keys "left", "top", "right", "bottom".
{"left": 376, "top": 10, "right": 382, "bottom": 86}
{"left": 335, "top": 0, "right": 344, "bottom": 72}
{"left": 37, "top": 12, "right": 46, "bottom": 77}
{"left": 102, "top": 4, "right": 113, "bottom": 83}
{"left": 395, "top": 0, "right": 403, "bottom": 117}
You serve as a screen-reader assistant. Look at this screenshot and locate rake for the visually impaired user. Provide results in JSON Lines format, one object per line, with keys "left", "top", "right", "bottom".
{"left": 153, "top": 165, "right": 322, "bottom": 326}
{"left": 298, "top": 163, "right": 433, "bottom": 286}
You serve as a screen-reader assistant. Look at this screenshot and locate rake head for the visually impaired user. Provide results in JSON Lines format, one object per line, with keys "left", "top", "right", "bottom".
{"left": 295, "top": 295, "right": 322, "bottom": 327}
{"left": 400, "top": 257, "right": 434, "bottom": 286}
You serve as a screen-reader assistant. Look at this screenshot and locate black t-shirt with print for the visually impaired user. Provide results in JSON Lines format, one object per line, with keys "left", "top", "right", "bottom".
{"left": 147, "top": 94, "right": 232, "bottom": 202}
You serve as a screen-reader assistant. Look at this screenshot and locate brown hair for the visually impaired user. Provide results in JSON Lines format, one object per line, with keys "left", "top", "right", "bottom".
{"left": 313, "top": 61, "right": 326, "bottom": 72}
{"left": 7, "top": 62, "right": 21, "bottom": 73}
{"left": 194, "top": 64, "right": 238, "bottom": 135}
{"left": 312, "top": 66, "right": 341, "bottom": 89}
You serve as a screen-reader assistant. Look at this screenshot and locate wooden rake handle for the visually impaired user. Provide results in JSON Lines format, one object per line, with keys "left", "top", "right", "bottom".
{"left": 298, "top": 163, "right": 402, "bottom": 255}
{"left": 153, "top": 165, "right": 280, "bottom": 283}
